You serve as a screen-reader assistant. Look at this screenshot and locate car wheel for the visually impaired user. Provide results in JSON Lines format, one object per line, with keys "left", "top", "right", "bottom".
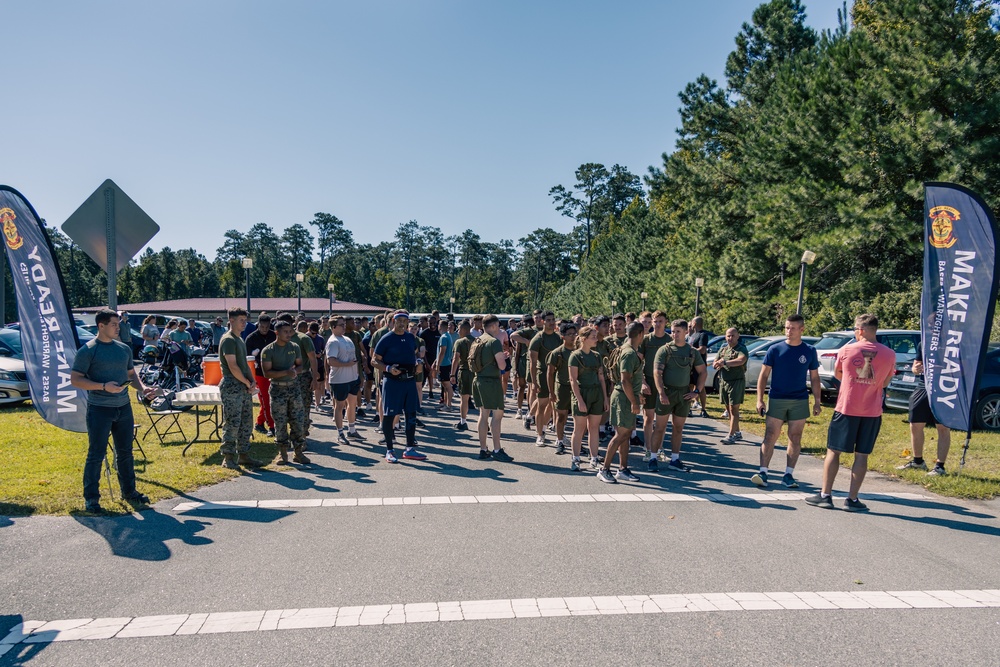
{"left": 975, "top": 392, "right": 1000, "bottom": 431}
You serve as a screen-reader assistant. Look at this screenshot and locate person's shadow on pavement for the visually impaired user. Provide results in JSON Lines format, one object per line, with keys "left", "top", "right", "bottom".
{"left": 71, "top": 510, "right": 213, "bottom": 561}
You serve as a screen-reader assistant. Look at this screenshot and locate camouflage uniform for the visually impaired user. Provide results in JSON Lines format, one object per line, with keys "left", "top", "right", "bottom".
{"left": 270, "top": 380, "right": 306, "bottom": 448}
{"left": 220, "top": 378, "right": 253, "bottom": 454}
{"left": 295, "top": 332, "right": 316, "bottom": 436}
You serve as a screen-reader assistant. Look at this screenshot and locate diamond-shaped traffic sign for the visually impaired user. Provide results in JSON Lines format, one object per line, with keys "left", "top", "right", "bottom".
{"left": 62, "top": 179, "right": 159, "bottom": 272}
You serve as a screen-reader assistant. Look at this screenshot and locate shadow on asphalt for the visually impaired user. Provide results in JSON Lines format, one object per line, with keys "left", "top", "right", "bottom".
{"left": 0, "top": 613, "right": 47, "bottom": 666}
{"left": 866, "top": 510, "right": 1000, "bottom": 536}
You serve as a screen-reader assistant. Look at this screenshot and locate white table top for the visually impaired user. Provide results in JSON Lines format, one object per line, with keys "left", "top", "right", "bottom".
{"left": 172, "top": 384, "right": 260, "bottom": 406}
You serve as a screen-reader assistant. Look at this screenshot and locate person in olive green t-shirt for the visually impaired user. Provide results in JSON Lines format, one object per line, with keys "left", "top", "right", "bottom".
{"left": 568, "top": 325, "right": 608, "bottom": 473}
{"left": 527, "top": 310, "right": 561, "bottom": 446}
{"left": 218, "top": 307, "right": 261, "bottom": 470}
{"left": 545, "top": 322, "right": 578, "bottom": 455}
{"left": 607, "top": 314, "right": 628, "bottom": 350}
{"left": 294, "top": 321, "right": 320, "bottom": 438}
{"left": 713, "top": 327, "right": 749, "bottom": 444}
{"left": 649, "top": 319, "right": 706, "bottom": 474}
{"left": 638, "top": 311, "right": 671, "bottom": 455}
{"left": 600, "top": 320, "right": 647, "bottom": 483}
{"left": 261, "top": 321, "right": 307, "bottom": 464}
{"left": 451, "top": 320, "right": 476, "bottom": 429}
{"left": 473, "top": 315, "right": 514, "bottom": 463}
{"left": 510, "top": 317, "right": 539, "bottom": 420}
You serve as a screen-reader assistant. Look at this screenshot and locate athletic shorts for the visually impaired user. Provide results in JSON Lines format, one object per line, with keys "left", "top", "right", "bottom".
{"left": 332, "top": 379, "right": 360, "bottom": 402}
{"left": 720, "top": 378, "right": 746, "bottom": 407}
{"left": 827, "top": 411, "right": 882, "bottom": 455}
{"left": 535, "top": 370, "right": 551, "bottom": 399}
{"left": 456, "top": 368, "right": 473, "bottom": 396}
{"left": 439, "top": 364, "right": 452, "bottom": 383}
{"left": 572, "top": 384, "right": 604, "bottom": 417}
{"left": 516, "top": 355, "right": 527, "bottom": 379}
{"left": 473, "top": 376, "right": 505, "bottom": 411}
{"left": 908, "top": 385, "right": 935, "bottom": 426}
{"left": 554, "top": 382, "right": 572, "bottom": 412}
{"left": 610, "top": 388, "right": 638, "bottom": 428}
{"left": 655, "top": 385, "right": 690, "bottom": 417}
{"left": 767, "top": 398, "right": 809, "bottom": 422}
{"left": 642, "top": 375, "right": 656, "bottom": 410}
{"left": 381, "top": 378, "right": 419, "bottom": 417}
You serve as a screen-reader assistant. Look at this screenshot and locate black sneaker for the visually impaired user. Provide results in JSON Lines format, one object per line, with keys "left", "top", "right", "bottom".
{"left": 647, "top": 457, "right": 658, "bottom": 472}
{"left": 124, "top": 493, "right": 151, "bottom": 506}
{"left": 492, "top": 449, "right": 514, "bottom": 463}
{"left": 629, "top": 436, "right": 643, "bottom": 450}
{"left": 84, "top": 502, "right": 107, "bottom": 515}
{"left": 254, "top": 424, "right": 268, "bottom": 434}
{"left": 751, "top": 471, "right": 768, "bottom": 488}
{"left": 667, "top": 458, "right": 691, "bottom": 473}
{"left": 805, "top": 493, "right": 834, "bottom": 509}
{"left": 356, "top": 408, "right": 367, "bottom": 418}
{"left": 414, "top": 418, "right": 426, "bottom": 428}
{"left": 843, "top": 497, "right": 869, "bottom": 512}
{"left": 456, "top": 422, "right": 469, "bottom": 431}
{"left": 478, "top": 449, "right": 493, "bottom": 460}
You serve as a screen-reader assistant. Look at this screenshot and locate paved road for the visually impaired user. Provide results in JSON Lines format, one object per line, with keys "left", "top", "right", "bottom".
{"left": 2, "top": 398, "right": 999, "bottom": 666}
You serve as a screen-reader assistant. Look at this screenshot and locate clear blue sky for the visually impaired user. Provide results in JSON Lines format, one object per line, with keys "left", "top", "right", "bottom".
{"left": 4, "top": 0, "right": 844, "bottom": 261}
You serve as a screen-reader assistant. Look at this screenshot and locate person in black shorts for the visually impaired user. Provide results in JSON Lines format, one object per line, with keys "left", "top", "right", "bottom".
{"left": 896, "top": 349, "right": 951, "bottom": 476}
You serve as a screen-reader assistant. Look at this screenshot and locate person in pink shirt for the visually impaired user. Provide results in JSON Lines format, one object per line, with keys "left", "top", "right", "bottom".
{"left": 806, "top": 314, "right": 896, "bottom": 512}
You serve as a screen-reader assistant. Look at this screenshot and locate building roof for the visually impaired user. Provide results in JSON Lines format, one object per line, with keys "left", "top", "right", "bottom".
{"left": 76, "top": 297, "right": 390, "bottom": 316}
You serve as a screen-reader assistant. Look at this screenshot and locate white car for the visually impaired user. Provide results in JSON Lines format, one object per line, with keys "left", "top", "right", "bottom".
{"left": 813, "top": 329, "right": 920, "bottom": 396}
{"left": 0, "top": 329, "right": 30, "bottom": 406}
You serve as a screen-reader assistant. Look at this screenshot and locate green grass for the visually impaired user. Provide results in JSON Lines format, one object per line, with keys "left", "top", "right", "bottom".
{"left": 711, "top": 393, "right": 1000, "bottom": 500}
{"left": 0, "top": 395, "right": 277, "bottom": 516}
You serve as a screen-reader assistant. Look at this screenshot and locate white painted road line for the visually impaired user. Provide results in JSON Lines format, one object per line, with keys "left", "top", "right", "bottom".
{"left": 3, "top": 589, "right": 999, "bottom": 647}
{"left": 170, "top": 491, "right": 933, "bottom": 513}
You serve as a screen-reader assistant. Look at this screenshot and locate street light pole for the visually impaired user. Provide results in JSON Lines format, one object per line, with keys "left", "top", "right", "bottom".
{"left": 796, "top": 250, "right": 817, "bottom": 315}
{"left": 296, "top": 273, "right": 304, "bottom": 313}
{"left": 640, "top": 291, "right": 648, "bottom": 312}
{"left": 449, "top": 296, "right": 455, "bottom": 315}
{"left": 242, "top": 257, "right": 253, "bottom": 312}
{"left": 611, "top": 299, "right": 617, "bottom": 315}
{"left": 694, "top": 278, "right": 704, "bottom": 317}
{"left": 327, "top": 283, "right": 335, "bottom": 315}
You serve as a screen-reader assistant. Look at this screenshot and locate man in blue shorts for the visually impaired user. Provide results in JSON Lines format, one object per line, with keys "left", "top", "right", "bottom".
{"left": 372, "top": 311, "right": 427, "bottom": 463}
{"left": 752, "top": 313, "right": 821, "bottom": 488}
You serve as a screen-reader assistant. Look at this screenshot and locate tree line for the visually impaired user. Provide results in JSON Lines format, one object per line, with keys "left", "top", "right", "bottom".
{"left": 5, "top": 0, "right": 998, "bottom": 338}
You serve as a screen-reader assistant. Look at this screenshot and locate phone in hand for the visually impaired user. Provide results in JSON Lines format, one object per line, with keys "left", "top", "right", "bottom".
{"left": 757, "top": 405, "right": 765, "bottom": 417}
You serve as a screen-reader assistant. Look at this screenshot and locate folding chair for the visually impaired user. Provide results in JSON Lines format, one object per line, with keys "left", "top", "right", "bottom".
{"left": 142, "top": 400, "right": 187, "bottom": 444}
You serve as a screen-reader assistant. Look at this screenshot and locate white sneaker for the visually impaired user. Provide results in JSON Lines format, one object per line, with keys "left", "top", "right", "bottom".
{"left": 535, "top": 435, "right": 546, "bottom": 447}
{"left": 515, "top": 408, "right": 523, "bottom": 418}
{"left": 721, "top": 410, "right": 730, "bottom": 419}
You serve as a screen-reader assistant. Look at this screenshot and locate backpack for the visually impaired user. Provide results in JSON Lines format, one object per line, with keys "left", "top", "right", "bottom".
{"left": 604, "top": 346, "right": 626, "bottom": 385}
{"left": 467, "top": 337, "right": 490, "bottom": 374}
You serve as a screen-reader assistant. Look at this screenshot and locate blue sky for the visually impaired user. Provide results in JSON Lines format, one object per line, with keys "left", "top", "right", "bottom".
{"left": 4, "top": 0, "right": 844, "bottom": 261}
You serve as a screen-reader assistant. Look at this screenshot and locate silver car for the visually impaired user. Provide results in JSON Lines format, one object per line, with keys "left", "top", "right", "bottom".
{"left": 0, "top": 329, "right": 30, "bottom": 406}
{"left": 744, "top": 335, "right": 821, "bottom": 391}
{"left": 814, "top": 329, "right": 920, "bottom": 396}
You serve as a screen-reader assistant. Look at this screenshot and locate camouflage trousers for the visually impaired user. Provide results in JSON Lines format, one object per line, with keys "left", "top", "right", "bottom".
{"left": 219, "top": 377, "right": 253, "bottom": 455}
{"left": 298, "top": 372, "right": 314, "bottom": 435}
{"left": 271, "top": 381, "right": 306, "bottom": 448}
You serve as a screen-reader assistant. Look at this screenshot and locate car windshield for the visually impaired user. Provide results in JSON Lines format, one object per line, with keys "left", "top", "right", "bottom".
{"left": 0, "top": 330, "right": 24, "bottom": 356}
{"left": 746, "top": 338, "right": 775, "bottom": 352}
{"left": 814, "top": 335, "right": 852, "bottom": 350}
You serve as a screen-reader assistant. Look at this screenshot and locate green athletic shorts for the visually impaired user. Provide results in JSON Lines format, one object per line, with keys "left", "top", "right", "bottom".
{"left": 572, "top": 384, "right": 604, "bottom": 417}
{"left": 610, "top": 388, "right": 638, "bottom": 428}
{"left": 456, "top": 368, "right": 473, "bottom": 396}
{"left": 642, "top": 375, "right": 656, "bottom": 410}
{"left": 655, "top": 385, "right": 691, "bottom": 417}
{"left": 535, "top": 370, "right": 551, "bottom": 399}
{"left": 473, "top": 376, "right": 505, "bottom": 411}
{"left": 720, "top": 378, "right": 746, "bottom": 407}
{"left": 766, "top": 398, "right": 809, "bottom": 422}
{"left": 554, "top": 382, "right": 572, "bottom": 412}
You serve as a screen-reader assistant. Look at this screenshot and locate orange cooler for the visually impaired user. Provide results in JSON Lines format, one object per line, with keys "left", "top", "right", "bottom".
{"left": 202, "top": 356, "right": 255, "bottom": 386}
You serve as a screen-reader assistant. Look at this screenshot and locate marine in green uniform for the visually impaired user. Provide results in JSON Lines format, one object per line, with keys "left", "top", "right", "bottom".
{"left": 649, "top": 319, "right": 706, "bottom": 474}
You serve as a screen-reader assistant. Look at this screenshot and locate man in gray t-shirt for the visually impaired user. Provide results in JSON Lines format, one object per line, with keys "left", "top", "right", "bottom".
{"left": 71, "top": 308, "right": 158, "bottom": 514}
{"left": 324, "top": 317, "right": 361, "bottom": 442}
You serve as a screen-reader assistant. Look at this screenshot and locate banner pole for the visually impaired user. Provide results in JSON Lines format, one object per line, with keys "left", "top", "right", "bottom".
{"left": 960, "top": 430, "right": 971, "bottom": 469}
{"left": 105, "top": 186, "right": 116, "bottom": 311}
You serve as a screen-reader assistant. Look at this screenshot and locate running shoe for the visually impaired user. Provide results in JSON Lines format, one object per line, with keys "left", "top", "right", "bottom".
{"left": 515, "top": 408, "right": 523, "bottom": 418}
{"left": 402, "top": 447, "right": 427, "bottom": 461}
{"left": 699, "top": 409, "right": 709, "bottom": 419}
{"left": 385, "top": 450, "right": 398, "bottom": 464}
{"left": 896, "top": 459, "right": 928, "bottom": 471}
{"left": 720, "top": 434, "right": 738, "bottom": 445}
{"left": 337, "top": 431, "right": 350, "bottom": 445}
{"left": 254, "top": 424, "right": 268, "bottom": 434}
{"left": 597, "top": 469, "right": 617, "bottom": 484}
{"left": 782, "top": 473, "right": 798, "bottom": 488}
{"left": 492, "top": 449, "right": 514, "bottom": 463}
{"left": 647, "top": 457, "right": 658, "bottom": 472}
{"left": 721, "top": 410, "right": 730, "bottom": 419}
{"left": 616, "top": 468, "right": 640, "bottom": 482}
{"left": 555, "top": 440, "right": 565, "bottom": 455}
{"left": 843, "top": 497, "right": 869, "bottom": 512}
{"left": 414, "top": 418, "right": 426, "bottom": 428}
{"left": 456, "top": 422, "right": 469, "bottom": 431}
{"left": 356, "top": 408, "right": 367, "bottom": 418}
{"left": 590, "top": 457, "right": 601, "bottom": 470}
{"left": 535, "top": 435, "right": 546, "bottom": 447}
{"left": 732, "top": 431, "right": 742, "bottom": 441}
{"left": 927, "top": 464, "right": 947, "bottom": 476}
{"left": 804, "top": 493, "right": 833, "bottom": 509}
{"left": 570, "top": 458, "right": 581, "bottom": 472}
{"left": 348, "top": 430, "right": 364, "bottom": 440}
{"left": 524, "top": 416, "right": 532, "bottom": 431}
{"left": 478, "top": 449, "right": 493, "bottom": 460}
{"left": 751, "top": 471, "right": 768, "bottom": 487}
{"left": 266, "top": 428, "right": 275, "bottom": 438}
{"left": 667, "top": 458, "right": 691, "bottom": 473}
{"left": 629, "top": 436, "right": 643, "bottom": 450}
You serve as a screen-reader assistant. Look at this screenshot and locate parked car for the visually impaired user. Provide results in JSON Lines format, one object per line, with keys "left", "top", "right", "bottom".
{"left": 703, "top": 334, "right": 762, "bottom": 391}
{"left": 743, "top": 335, "right": 821, "bottom": 392}
{"left": 79, "top": 324, "right": 144, "bottom": 357}
{"left": 886, "top": 346, "right": 1000, "bottom": 430}
{"left": 0, "top": 328, "right": 30, "bottom": 405}
{"left": 4, "top": 322, "right": 95, "bottom": 346}
{"left": 814, "top": 329, "right": 921, "bottom": 396}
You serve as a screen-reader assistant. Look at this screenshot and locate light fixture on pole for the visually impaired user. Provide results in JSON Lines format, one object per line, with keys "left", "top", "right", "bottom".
{"left": 640, "top": 291, "right": 648, "bottom": 311}
{"left": 295, "top": 272, "right": 304, "bottom": 312}
{"left": 694, "top": 278, "right": 704, "bottom": 317}
{"left": 796, "top": 250, "right": 817, "bottom": 315}
{"left": 241, "top": 257, "right": 253, "bottom": 312}
{"left": 449, "top": 296, "right": 455, "bottom": 315}
{"left": 611, "top": 299, "right": 617, "bottom": 314}
{"left": 327, "top": 283, "right": 335, "bottom": 314}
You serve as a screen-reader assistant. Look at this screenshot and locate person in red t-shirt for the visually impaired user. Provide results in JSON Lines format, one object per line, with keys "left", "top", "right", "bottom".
{"left": 807, "top": 314, "right": 896, "bottom": 512}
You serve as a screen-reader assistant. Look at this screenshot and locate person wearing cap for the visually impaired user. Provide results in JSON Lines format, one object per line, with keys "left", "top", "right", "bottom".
{"left": 372, "top": 311, "right": 427, "bottom": 463}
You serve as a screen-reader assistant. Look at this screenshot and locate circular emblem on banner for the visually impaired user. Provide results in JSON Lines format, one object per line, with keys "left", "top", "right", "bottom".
{"left": 0, "top": 208, "right": 23, "bottom": 251}
{"left": 929, "top": 205, "right": 959, "bottom": 249}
